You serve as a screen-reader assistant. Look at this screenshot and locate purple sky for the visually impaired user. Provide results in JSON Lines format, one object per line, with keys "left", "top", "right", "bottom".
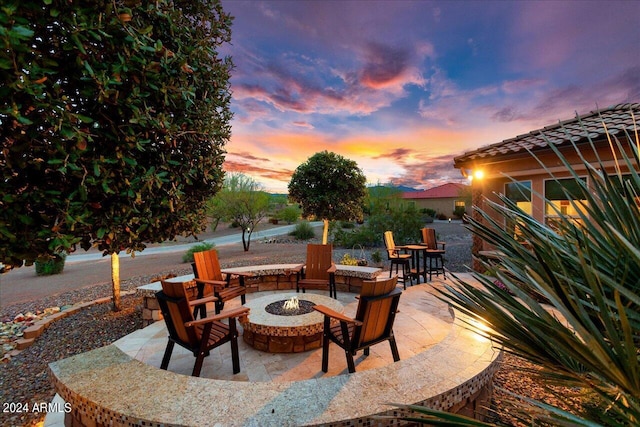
{"left": 219, "top": 0, "right": 640, "bottom": 192}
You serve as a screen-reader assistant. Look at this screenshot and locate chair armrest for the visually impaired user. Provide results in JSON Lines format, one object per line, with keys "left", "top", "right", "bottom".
{"left": 194, "top": 278, "right": 228, "bottom": 290}
{"left": 289, "top": 264, "right": 304, "bottom": 273}
{"left": 187, "top": 295, "right": 218, "bottom": 307}
{"left": 313, "top": 305, "right": 362, "bottom": 326}
{"left": 327, "top": 262, "right": 337, "bottom": 274}
{"left": 185, "top": 306, "right": 250, "bottom": 327}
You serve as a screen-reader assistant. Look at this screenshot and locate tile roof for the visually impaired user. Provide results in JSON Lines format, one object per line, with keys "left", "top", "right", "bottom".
{"left": 402, "top": 182, "right": 469, "bottom": 199}
{"left": 454, "top": 103, "right": 640, "bottom": 166}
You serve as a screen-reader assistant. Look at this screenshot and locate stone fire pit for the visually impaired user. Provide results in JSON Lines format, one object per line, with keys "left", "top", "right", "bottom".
{"left": 240, "top": 292, "right": 343, "bottom": 353}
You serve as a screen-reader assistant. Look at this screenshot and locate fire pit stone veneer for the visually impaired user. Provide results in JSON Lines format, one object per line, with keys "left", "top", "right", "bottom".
{"left": 240, "top": 293, "right": 343, "bottom": 353}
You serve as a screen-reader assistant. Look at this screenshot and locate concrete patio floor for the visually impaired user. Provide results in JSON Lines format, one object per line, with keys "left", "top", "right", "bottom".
{"left": 47, "top": 273, "right": 501, "bottom": 426}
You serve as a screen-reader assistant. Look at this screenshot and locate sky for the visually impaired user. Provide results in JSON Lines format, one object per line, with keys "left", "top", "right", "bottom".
{"left": 219, "top": 0, "right": 640, "bottom": 193}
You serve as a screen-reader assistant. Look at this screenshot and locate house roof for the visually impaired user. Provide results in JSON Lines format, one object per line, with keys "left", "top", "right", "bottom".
{"left": 454, "top": 102, "right": 640, "bottom": 167}
{"left": 402, "top": 182, "right": 468, "bottom": 199}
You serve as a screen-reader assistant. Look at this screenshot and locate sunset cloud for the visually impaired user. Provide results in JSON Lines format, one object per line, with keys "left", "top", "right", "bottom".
{"left": 221, "top": 0, "right": 639, "bottom": 193}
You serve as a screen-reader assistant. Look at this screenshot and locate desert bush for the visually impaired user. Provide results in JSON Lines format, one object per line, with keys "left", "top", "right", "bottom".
{"left": 35, "top": 253, "right": 67, "bottom": 276}
{"left": 182, "top": 242, "right": 215, "bottom": 263}
{"left": 289, "top": 221, "right": 315, "bottom": 240}
{"left": 278, "top": 205, "right": 301, "bottom": 224}
{"left": 406, "top": 115, "right": 640, "bottom": 425}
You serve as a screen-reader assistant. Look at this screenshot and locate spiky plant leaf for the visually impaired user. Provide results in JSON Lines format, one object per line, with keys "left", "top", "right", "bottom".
{"left": 402, "top": 110, "right": 640, "bottom": 426}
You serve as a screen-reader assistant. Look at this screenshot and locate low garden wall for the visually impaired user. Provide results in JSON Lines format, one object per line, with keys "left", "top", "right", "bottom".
{"left": 136, "top": 263, "right": 382, "bottom": 327}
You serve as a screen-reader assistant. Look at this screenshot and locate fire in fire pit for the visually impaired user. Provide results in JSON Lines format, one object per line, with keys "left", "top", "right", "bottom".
{"left": 283, "top": 296, "right": 299, "bottom": 311}
{"left": 264, "top": 296, "right": 316, "bottom": 316}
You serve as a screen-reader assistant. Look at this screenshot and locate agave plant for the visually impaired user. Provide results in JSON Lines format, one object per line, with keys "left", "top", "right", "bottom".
{"left": 400, "top": 112, "right": 640, "bottom": 426}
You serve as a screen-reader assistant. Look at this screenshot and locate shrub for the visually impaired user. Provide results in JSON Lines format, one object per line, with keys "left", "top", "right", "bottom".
{"left": 278, "top": 205, "right": 301, "bottom": 224}
{"left": 332, "top": 225, "right": 378, "bottom": 247}
{"left": 421, "top": 208, "right": 436, "bottom": 217}
{"left": 182, "top": 242, "right": 215, "bottom": 263}
{"left": 289, "top": 221, "right": 315, "bottom": 240}
{"left": 339, "top": 221, "right": 356, "bottom": 229}
{"left": 371, "top": 250, "right": 383, "bottom": 264}
{"left": 424, "top": 117, "right": 640, "bottom": 425}
{"left": 35, "top": 253, "right": 67, "bottom": 276}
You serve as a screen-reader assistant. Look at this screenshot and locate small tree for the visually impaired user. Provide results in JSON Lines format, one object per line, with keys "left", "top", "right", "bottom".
{"left": 214, "top": 173, "right": 270, "bottom": 251}
{"left": 288, "top": 151, "right": 367, "bottom": 244}
{"left": 0, "top": 1, "right": 233, "bottom": 311}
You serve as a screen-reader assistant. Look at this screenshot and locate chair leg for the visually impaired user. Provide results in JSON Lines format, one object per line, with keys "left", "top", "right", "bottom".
{"left": 230, "top": 320, "right": 241, "bottom": 374}
{"left": 363, "top": 347, "right": 370, "bottom": 356}
{"left": 160, "top": 340, "right": 174, "bottom": 370}
{"left": 345, "top": 350, "right": 356, "bottom": 373}
{"left": 321, "top": 318, "right": 330, "bottom": 373}
{"left": 214, "top": 299, "right": 224, "bottom": 315}
{"left": 389, "top": 336, "right": 400, "bottom": 363}
{"left": 192, "top": 352, "right": 205, "bottom": 377}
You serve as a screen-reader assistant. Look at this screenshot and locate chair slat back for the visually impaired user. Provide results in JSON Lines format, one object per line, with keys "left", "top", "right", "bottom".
{"left": 353, "top": 277, "right": 401, "bottom": 347}
{"left": 159, "top": 280, "right": 199, "bottom": 344}
{"left": 359, "top": 276, "right": 397, "bottom": 297}
{"left": 305, "top": 244, "right": 332, "bottom": 280}
{"left": 421, "top": 228, "right": 437, "bottom": 249}
{"left": 383, "top": 231, "right": 396, "bottom": 258}
{"left": 193, "top": 249, "right": 224, "bottom": 281}
{"left": 359, "top": 296, "right": 395, "bottom": 344}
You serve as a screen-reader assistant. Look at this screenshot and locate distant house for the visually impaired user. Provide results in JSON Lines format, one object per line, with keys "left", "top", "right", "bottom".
{"left": 402, "top": 183, "right": 470, "bottom": 218}
{"left": 453, "top": 102, "right": 639, "bottom": 264}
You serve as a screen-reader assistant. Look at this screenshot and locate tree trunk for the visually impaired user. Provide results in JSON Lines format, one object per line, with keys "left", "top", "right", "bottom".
{"left": 242, "top": 229, "right": 250, "bottom": 251}
{"left": 322, "top": 219, "right": 329, "bottom": 244}
{"left": 111, "top": 252, "right": 121, "bottom": 312}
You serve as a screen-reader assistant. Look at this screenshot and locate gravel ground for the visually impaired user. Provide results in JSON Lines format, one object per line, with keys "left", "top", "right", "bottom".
{"left": 0, "top": 222, "right": 581, "bottom": 426}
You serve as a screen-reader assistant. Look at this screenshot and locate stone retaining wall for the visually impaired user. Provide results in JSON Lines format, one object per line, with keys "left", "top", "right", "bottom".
{"left": 137, "top": 264, "right": 382, "bottom": 327}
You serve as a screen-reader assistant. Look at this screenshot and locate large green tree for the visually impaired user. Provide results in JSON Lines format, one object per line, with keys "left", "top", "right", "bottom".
{"left": 288, "top": 151, "right": 367, "bottom": 244}
{"left": 0, "top": 0, "right": 233, "bottom": 310}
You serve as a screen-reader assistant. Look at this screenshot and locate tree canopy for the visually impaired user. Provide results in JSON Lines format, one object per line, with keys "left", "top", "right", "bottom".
{"left": 209, "top": 173, "right": 270, "bottom": 251}
{"left": 0, "top": 0, "right": 233, "bottom": 268}
{"left": 288, "top": 151, "right": 366, "bottom": 243}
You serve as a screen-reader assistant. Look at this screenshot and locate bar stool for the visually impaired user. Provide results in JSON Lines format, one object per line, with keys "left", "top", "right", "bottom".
{"left": 383, "top": 231, "right": 413, "bottom": 288}
{"left": 420, "top": 228, "right": 446, "bottom": 280}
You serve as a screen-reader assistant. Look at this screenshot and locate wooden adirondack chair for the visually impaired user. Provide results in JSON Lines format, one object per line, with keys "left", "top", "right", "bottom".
{"left": 383, "top": 231, "right": 412, "bottom": 287}
{"left": 420, "top": 227, "right": 446, "bottom": 280}
{"left": 313, "top": 276, "right": 401, "bottom": 373}
{"left": 295, "top": 243, "right": 337, "bottom": 298}
{"left": 156, "top": 279, "right": 249, "bottom": 377}
{"left": 192, "top": 249, "right": 247, "bottom": 315}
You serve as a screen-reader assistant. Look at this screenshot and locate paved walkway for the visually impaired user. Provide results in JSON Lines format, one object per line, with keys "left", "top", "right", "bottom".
{"left": 47, "top": 275, "right": 501, "bottom": 426}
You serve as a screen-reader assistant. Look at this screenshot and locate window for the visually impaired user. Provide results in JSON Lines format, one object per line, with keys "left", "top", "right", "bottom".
{"left": 544, "top": 177, "right": 588, "bottom": 228}
{"left": 505, "top": 181, "right": 532, "bottom": 214}
{"left": 504, "top": 181, "right": 531, "bottom": 240}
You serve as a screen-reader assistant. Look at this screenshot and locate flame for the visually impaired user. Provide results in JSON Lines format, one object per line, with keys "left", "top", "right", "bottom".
{"left": 283, "top": 296, "right": 300, "bottom": 311}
